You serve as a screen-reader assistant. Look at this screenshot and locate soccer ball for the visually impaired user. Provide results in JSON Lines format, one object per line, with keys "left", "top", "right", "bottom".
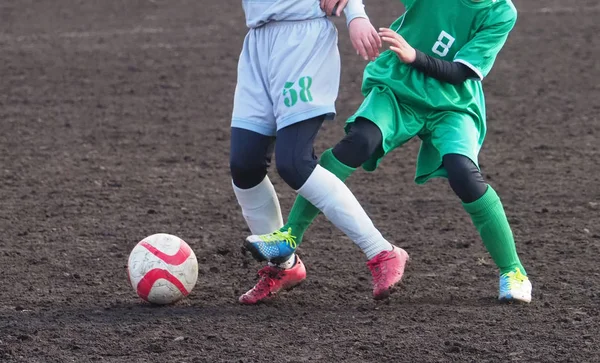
{"left": 127, "top": 233, "right": 198, "bottom": 305}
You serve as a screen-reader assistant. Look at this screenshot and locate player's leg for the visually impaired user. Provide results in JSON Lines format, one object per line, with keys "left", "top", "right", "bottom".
{"left": 238, "top": 115, "right": 328, "bottom": 305}
{"left": 444, "top": 154, "right": 526, "bottom": 275}
{"left": 421, "top": 115, "right": 532, "bottom": 303}
{"left": 272, "top": 115, "right": 410, "bottom": 300}
{"left": 233, "top": 24, "right": 305, "bottom": 305}
{"left": 444, "top": 154, "right": 531, "bottom": 303}
{"left": 230, "top": 127, "right": 282, "bottom": 234}
{"left": 239, "top": 119, "right": 379, "bottom": 303}
{"left": 276, "top": 116, "right": 393, "bottom": 256}
{"left": 275, "top": 118, "right": 383, "bottom": 247}
{"left": 230, "top": 27, "right": 283, "bottom": 236}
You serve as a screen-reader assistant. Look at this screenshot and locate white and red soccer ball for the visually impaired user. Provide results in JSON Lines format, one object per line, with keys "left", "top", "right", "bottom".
{"left": 127, "top": 233, "right": 198, "bottom": 305}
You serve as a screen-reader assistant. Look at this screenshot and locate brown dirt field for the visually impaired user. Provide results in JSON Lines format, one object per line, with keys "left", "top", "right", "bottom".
{"left": 0, "top": 0, "right": 599, "bottom": 362}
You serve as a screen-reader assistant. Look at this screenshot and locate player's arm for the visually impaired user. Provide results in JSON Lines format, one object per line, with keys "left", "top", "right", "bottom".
{"left": 379, "top": 28, "right": 475, "bottom": 85}
{"left": 411, "top": 51, "right": 476, "bottom": 85}
{"left": 321, "top": 0, "right": 381, "bottom": 61}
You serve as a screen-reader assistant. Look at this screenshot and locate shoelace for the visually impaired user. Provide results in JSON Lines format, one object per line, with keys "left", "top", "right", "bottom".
{"left": 501, "top": 268, "right": 527, "bottom": 289}
{"left": 252, "top": 266, "right": 282, "bottom": 294}
{"left": 371, "top": 265, "right": 384, "bottom": 284}
{"left": 367, "top": 253, "right": 394, "bottom": 286}
{"left": 258, "top": 228, "right": 297, "bottom": 249}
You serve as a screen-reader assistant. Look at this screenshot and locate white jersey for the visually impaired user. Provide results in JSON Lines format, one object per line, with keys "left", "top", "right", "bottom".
{"left": 242, "top": 0, "right": 367, "bottom": 28}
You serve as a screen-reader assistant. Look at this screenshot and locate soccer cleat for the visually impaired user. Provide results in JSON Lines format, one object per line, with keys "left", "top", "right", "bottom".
{"left": 498, "top": 268, "right": 532, "bottom": 303}
{"left": 367, "top": 247, "right": 409, "bottom": 300}
{"left": 238, "top": 256, "right": 306, "bottom": 305}
{"left": 243, "top": 228, "right": 298, "bottom": 264}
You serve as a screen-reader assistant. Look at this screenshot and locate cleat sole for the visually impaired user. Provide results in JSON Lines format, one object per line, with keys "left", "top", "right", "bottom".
{"left": 373, "top": 284, "right": 398, "bottom": 300}
{"left": 238, "top": 280, "right": 305, "bottom": 305}
{"left": 498, "top": 296, "right": 531, "bottom": 304}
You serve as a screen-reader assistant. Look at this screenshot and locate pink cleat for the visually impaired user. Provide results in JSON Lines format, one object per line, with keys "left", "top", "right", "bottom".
{"left": 367, "top": 247, "right": 409, "bottom": 300}
{"left": 239, "top": 256, "right": 306, "bottom": 304}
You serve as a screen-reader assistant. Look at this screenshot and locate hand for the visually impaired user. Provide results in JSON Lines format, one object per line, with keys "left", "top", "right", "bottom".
{"left": 320, "top": 0, "right": 348, "bottom": 16}
{"left": 379, "top": 27, "right": 416, "bottom": 63}
{"left": 349, "top": 18, "right": 382, "bottom": 61}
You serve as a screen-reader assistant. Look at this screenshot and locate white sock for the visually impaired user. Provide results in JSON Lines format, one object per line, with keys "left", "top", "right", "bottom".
{"left": 232, "top": 176, "right": 283, "bottom": 235}
{"left": 268, "top": 254, "right": 296, "bottom": 269}
{"left": 297, "top": 165, "right": 392, "bottom": 260}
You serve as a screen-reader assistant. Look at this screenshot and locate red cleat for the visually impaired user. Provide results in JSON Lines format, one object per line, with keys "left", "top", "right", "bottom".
{"left": 367, "top": 247, "right": 409, "bottom": 300}
{"left": 239, "top": 256, "right": 306, "bottom": 304}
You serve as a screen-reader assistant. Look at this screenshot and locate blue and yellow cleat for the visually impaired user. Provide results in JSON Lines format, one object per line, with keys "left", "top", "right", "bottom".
{"left": 242, "top": 228, "right": 298, "bottom": 264}
{"left": 498, "top": 268, "right": 532, "bottom": 303}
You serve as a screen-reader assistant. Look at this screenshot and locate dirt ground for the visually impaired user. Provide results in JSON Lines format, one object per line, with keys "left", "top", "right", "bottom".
{"left": 0, "top": 0, "right": 599, "bottom": 362}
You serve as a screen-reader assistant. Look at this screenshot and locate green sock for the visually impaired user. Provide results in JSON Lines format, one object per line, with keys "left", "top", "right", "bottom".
{"left": 463, "top": 186, "right": 526, "bottom": 275}
{"left": 281, "top": 148, "right": 356, "bottom": 245}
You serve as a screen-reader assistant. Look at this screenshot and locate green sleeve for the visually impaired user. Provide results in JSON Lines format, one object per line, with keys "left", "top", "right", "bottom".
{"left": 453, "top": 3, "right": 517, "bottom": 80}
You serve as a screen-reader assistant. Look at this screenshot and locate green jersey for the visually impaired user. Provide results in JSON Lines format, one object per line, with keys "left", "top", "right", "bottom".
{"left": 362, "top": 0, "right": 517, "bottom": 120}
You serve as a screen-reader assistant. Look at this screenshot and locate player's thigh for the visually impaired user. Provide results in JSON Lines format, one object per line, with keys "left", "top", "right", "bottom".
{"left": 231, "top": 30, "right": 276, "bottom": 136}
{"left": 430, "top": 113, "right": 482, "bottom": 161}
{"left": 269, "top": 18, "right": 340, "bottom": 131}
{"left": 415, "top": 113, "right": 482, "bottom": 184}
{"left": 347, "top": 86, "right": 424, "bottom": 171}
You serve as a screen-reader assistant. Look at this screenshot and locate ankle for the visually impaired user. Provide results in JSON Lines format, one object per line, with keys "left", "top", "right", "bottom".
{"left": 269, "top": 254, "right": 296, "bottom": 269}
{"left": 281, "top": 224, "right": 305, "bottom": 244}
{"left": 500, "top": 265, "right": 527, "bottom": 276}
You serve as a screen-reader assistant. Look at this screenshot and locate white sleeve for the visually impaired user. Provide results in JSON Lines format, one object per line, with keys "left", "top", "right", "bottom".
{"left": 343, "top": 0, "right": 368, "bottom": 26}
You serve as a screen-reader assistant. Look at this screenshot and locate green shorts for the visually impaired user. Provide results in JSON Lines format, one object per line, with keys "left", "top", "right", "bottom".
{"left": 346, "top": 86, "right": 486, "bottom": 184}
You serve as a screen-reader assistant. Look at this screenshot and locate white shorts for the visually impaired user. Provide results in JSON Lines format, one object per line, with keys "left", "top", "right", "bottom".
{"left": 231, "top": 18, "right": 340, "bottom": 136}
